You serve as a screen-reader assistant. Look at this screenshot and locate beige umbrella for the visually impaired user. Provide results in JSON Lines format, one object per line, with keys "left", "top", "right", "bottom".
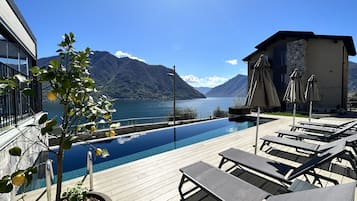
{"left": 246, "top": 54, "right": 280, "bottom": 154}
{"left": 304, "top": 74, "right": 320, "bottom": 122}
{"left": 283, "top": 68, "right": 305, "bottom": 127}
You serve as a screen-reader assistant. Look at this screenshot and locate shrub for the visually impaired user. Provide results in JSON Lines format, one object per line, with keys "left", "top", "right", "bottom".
{"left": 168, "top": 107, "right": 197, "bottom": 121}
{"left": 213, "top": 106, "right": 228, "bottom": 118}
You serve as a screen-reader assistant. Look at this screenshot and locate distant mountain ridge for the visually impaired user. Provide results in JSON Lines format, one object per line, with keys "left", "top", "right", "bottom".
{"left": 194, "top": 87, "right": 212, "bottom": 94}
{"left": 38, "top": 51, "right": 205, "bottom": 100}
{"left": 206, "top": 74, "right": 247, "bottom": 97}
{"left": 204, "top": 61, "right": 357, "bottom": 97}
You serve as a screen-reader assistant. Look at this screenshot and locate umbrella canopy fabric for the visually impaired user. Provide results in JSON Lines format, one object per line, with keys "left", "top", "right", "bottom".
{"left": 245, "top": 55, "right": 280, "bottom": 108}
{"left": 305, "top": 74, "right": 320, "bottom": 122}
{"left": 304, "top": 74, "right": 320, "bottom": 102}
{"left": 245, "top": 54, "right": 280, "bottom": 155}
{"left": 283, "top": 69, "right": 305, "bottom": 103}
{"left": 283, "top": 68, "right": 304, "bottom": 127}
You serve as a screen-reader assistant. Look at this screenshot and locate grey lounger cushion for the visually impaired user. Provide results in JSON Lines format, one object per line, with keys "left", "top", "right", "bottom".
{"left": 179, "top": 161, "right": 356, "bottom": 201}
{"left": 267, "top": 182, "right": 356, "bottom": 201}
{"left": 298, "top": 120, "right": 356, "bottom": 128}
{"left": 219, "top": 144, "right": 346, "bottom": 184}
{"left": 276, "top": 129, "right": 337, "bottom": 142}
{"left": 261, "top": 133, "right": 357, "bottom": 152}
{"left": 179, "top": 161, "right": 271, "bottom": 201}
{"left": 261, "top": 135, "right": 320, "bottom": 152}
{"left": 291, "top": 121, "right": 357, "bottom": 135}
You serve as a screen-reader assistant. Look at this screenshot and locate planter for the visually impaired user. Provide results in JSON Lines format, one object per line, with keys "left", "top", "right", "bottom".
{"left": 86, "top": 192, "right": 112, "bottom": 201}
{"left": 61, "top": 191, "right": 112, "bottom": 201}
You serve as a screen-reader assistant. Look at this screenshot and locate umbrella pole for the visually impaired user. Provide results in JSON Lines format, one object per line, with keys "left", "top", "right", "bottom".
{"left": 309, "top": 101, "right": 312, "bottom": 122}
{"left": 293, "top": 103, "right": 296, "bottom": 127}
{"left": 254, "top": 107, "right": 260, "bottom": 155}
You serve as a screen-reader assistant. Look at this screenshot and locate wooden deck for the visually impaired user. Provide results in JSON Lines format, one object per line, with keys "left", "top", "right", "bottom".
{"left": 21, "top": 115, "right": 357, "bottom": 201}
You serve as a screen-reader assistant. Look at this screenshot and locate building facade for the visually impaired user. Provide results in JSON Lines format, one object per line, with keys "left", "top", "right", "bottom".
{"left": 243, "top": 31, "right": 356, "bottom": 112}
{"left": 0, "top": 1, "right": 44, "bottom": 200}
{"left": 0, "top": 0, "right": 42, "bottom": 127}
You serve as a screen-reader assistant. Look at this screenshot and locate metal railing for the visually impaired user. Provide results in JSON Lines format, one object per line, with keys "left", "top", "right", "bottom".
{"left": 45, "top": 160, "right": 54, "bottom": 201}
{"left": 0, "top": 62, "right": 41, "bottom": 129}
{"left": 44, "top": 151, "right": 94, "bottom": 201}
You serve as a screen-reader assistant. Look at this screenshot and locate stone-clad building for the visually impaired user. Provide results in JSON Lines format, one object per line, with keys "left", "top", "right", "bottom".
{"left": 243, "top": 31, "right": 356, "bottom": 112}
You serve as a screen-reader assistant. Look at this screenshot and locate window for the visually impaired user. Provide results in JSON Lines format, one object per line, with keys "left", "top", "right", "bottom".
{"left": 0, "top": 29, "right": 40, "bottom": 127}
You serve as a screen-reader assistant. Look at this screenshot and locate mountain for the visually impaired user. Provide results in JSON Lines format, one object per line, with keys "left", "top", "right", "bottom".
{"left": 206, "top": 74, "right": 247, "bottom": 97}
{"left": 349, "top": 61, "right": 357, "bottom": 93}
{"left": 194, "top": 87, "right": 212, "bottom": 94}
{"left": 38, "top": 51, "right": 205, "bottom": 100}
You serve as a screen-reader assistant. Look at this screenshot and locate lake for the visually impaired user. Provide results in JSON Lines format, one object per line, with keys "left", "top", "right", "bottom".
{"left": 43, "top": 97, "right": 245, "bottom": 124}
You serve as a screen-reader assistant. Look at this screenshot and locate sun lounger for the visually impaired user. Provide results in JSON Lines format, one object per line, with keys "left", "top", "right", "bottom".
{"left": 218, "top": 144, "right": 349, "bottom": 186}
{"left": 275, "top": 129, "right": 337, "bottom": 142}
{"left": 275, "top": 129, "right": 341, "bottom": 142}
{"left": 291, "top": 120, "right": 357, "bottom": 135}
{"left": 298, "top": 119, "right": 356, "bottom": 128}
{"left": 266, "top": 182, "right": 356, "bottom": 201}
{"left": 260, "top": 131, "right": 357, "bottom": 159}
{"left": 179, "top": 161, "right": 356, "bottom": 201}
{"left": 278, "top": 122, "right": 357, "bottom": 140}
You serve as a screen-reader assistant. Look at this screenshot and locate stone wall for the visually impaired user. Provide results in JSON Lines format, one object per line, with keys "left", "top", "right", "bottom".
{"left": 0, "top": 114, "right": 45, "bottom": 201}
{"left": 287, "top": 39, "right": 306, "bottom": 73}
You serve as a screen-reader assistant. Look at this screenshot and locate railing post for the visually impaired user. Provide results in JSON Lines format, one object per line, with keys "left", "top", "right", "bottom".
{"left": 45, "top": 160, "right": 54, "bottom": 201}
{"left": 87, "top": 151, "right": 93, "bottom": 191}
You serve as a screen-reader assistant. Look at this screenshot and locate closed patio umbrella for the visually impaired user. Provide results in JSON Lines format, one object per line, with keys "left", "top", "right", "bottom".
{"left": 245, "top": 54, "right": 280, "bottom": 154}
{"left": 304, "top": 74, "right": 320, "bottom": 122}
{"left": 283, "top": 68, "right": 305, "bottom": 128}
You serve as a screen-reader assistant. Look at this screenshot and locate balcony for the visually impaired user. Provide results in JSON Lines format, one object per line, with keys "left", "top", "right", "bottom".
{"left": 0, "top": 62, "right": 41, "bottom": 129}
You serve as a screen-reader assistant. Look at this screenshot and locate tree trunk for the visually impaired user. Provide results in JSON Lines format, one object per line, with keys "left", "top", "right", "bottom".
{"left": 56, "top": 103, "right": 68, "bottom": 200}
{"left": 55, "top": 147, "right": 64, "bottom": 201}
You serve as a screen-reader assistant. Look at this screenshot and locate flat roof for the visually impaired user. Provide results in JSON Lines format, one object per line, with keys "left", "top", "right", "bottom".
{"left": 0, "top": 0, "right": 37, "bottom": 59}
{"left": 243, "top": 31, "right": 356, "bottom": 61}
{"left": 6, "top": 0, "right": 36, "bottom": 44}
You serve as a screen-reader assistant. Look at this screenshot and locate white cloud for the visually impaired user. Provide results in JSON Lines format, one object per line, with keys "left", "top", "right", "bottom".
{"left": 114, "top": 50, "right": 146, "bottom": 63}
{"left": 181, "top": 75, "right": 200, "bottom": 84}
{"left": 182, "top": 74, "right": 229, "bottom": 88}
{"left": 226, "top": 59, "right": 238, "bottom": 65}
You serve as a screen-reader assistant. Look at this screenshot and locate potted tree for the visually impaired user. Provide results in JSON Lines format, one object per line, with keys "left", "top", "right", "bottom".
{"left": 0, "top": 33, "right": 116, "bottom": 201}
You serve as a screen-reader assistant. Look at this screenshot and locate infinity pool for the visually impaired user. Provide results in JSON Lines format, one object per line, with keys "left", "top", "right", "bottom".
{"left": 23, "top": 117, "right": 271, "bottom": 191}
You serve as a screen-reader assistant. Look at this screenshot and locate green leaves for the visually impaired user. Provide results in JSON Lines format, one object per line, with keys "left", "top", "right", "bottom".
{"left": 46, "top": 119, "right": 57, "bottom": 128}
{"left": 38, "top": 113, "right": 48, "bottom": 124}
{"left": 22, "top": 88, "right": 35, "bottom": 96}
{"left": 9, "top": 147, "right": 22, "bottom": 156}
{"left": 63, "top": 136, "right": 78, "bottom": 150}
{"left": 30, "top": 66, "right": 40, "bottom": 75}
{"left": 0, "top": 166, "right": 38, "bottom": 192}
{"left": 0, "top": 176, "right": 13, "bottom": 193}
{"left": 41, "top": 119, "right": 57, "bottom": 135}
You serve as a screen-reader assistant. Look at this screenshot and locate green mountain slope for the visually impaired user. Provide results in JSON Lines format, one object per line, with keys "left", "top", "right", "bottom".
{"left": 38, "top": 51, "right": 205, "bottom": 100}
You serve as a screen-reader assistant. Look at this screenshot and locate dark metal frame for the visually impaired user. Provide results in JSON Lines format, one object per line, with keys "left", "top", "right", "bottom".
{"left": 0, "top": 62, "right": 41, "bottom": 129}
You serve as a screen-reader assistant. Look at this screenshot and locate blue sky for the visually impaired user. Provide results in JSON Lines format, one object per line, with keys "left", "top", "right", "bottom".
{"left": 16, "top": 0, "right": 357, "bottom": 87}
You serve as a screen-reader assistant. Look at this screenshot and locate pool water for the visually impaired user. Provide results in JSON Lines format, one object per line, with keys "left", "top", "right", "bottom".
{"left": 23, "top": 118, "right": 265, "bottom": 192}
